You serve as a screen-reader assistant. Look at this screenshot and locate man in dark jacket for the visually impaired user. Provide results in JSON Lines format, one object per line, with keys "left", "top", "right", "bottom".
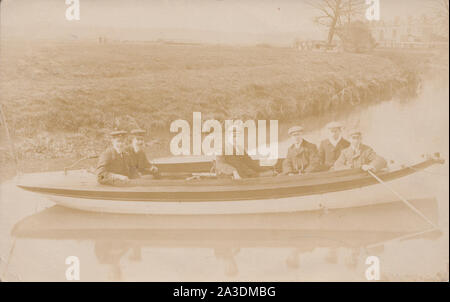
{"left": 282, "top": 126, "right": 321, "bottom": 175}
{"left": 318, "top": 121, "right": 350, "bottom": 171}
{"left": 96, "top": 131, "right": 137, "bottom": 185}
{"left": 127, "top": 129, "right": 159, "bottom": 178}
{"left": 216, "top": 149, "right": 270, "bottom": 179}
{"left": 215, "top": 127, "right": 274, "bottom": 179}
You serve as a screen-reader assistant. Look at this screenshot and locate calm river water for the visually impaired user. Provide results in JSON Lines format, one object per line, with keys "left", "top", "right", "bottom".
{"left": 0, "top": 79, "right": 448, "bottom": 281}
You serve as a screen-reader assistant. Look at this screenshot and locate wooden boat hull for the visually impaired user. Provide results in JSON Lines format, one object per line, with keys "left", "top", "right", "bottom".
{"left": 44, "top": 179, "right": 432, "bottom": 214}
{"left": 16, "top": 158, "right": 443, "bottom": 215}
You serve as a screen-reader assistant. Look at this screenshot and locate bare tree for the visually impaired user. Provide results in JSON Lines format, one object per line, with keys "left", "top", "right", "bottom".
{"left": 307, "top": 0, "right": 365, "bottom": 45}
{"left": 341, "top": 0, "right": 366, "bottom": 24}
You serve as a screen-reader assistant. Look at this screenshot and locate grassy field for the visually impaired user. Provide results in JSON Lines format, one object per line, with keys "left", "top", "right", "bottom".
{"left": 0, "top": 40, "right": 428, "bottom": 172}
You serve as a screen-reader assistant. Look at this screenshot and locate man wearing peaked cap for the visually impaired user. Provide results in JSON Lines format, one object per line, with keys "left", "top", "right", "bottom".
{"left": 326, "top": 121, "right": 342, "bottom": 129}
{"left": 347, "top": 128, "right": 362, "bottom": 136}
{"left": 333, "top": 128, "right": 387, "bottom": 172}
{"left": 288, "top": 126, "right": 304, "bottom": 136}
{"left": 96, "top": 130, "right": 138, "bottom": 185}
{"left": 318, "top": 121, "right": 350, "bottom": 171}
{"left": 282, "top": 126, "right": 321, "bottom": 175}
{"left": 127, "top": 129, "right": 159, "bottom": 178}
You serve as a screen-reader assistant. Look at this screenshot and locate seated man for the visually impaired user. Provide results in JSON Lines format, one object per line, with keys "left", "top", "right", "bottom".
{"left": 96, "top": 130, "right": 137, "bottom": 185}
{"left": 127, "top": 129, "right": 159, "bottom": 178}
{"left": 333, "top": 129, "right": 387, "bottom": 172}
{"left": 215, "top": 128, "right": 274, "bottom": 179}
{"left": 282, "top": 126, "right": 321, "bottom": 175}
{"left": 318, "top": 122, "right": 350, "bottom": 171}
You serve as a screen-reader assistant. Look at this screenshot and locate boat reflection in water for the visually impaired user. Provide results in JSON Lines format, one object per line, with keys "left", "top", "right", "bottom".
{"left": 9, "top": 197, "right": 442, "bottom": 281}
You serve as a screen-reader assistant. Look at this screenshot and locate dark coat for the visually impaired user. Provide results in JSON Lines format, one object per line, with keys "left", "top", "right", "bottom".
{"left": 96, "top": 147, "right": 137, "bottom": 184}
{"left": 333, "top": 144, "right": 387, "bottom": 172}
{"left": 318, "top": 138, "right": 350, "bottom": 171}
{"left": 282, "top": 140, "right": 321, "bottom": 174}
{"left": 127, "top": 147, "right": 157, "bottom": 175}
{"left": 215, "top": 145, "right": 269, "bottom": 178}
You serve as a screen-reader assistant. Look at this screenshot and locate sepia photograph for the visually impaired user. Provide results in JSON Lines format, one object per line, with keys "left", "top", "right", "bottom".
{"left": 0, "top": 0, "right": 448, "bottom": 285}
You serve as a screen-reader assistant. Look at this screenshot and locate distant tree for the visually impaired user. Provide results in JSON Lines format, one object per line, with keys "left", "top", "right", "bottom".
{"left": 307, "top": 0, "right": 366, "bottom": 46}
{"left": 336, "top": 21, "right": 376, "bottom": 53}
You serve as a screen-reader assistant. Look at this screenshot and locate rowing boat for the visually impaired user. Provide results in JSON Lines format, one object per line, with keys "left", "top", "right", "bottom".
{"left": 15, "top": 155, "right": 444, "bottom": 215}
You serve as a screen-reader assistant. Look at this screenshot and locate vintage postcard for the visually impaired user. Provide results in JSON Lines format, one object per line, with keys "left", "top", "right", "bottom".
{"left": 0, "top": 0, "right": 448, "bottom": 285}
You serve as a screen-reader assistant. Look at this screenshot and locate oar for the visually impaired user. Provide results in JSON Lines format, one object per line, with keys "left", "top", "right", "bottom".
{"left": 367, "top": 169, "right": 440, "bottom": 230}
{"left": 366, "top": 227, "right": 439, "bottom": 250}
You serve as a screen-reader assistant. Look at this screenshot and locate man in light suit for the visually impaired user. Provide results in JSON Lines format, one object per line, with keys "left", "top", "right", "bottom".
{"left": 333, "top": 129, "right": 387, "bottom": 172}
{"left": 318, "top": 122, "right": 350, "bottom": 171}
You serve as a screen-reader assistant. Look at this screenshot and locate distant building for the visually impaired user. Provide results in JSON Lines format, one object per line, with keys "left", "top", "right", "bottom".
{"left": 369, "top": 15, "right": 447, "bottom": 48}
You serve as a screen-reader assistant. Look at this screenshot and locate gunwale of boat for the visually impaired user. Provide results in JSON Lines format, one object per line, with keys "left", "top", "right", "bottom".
{"left": 15, "top": 159, "right": 438, "bottom": 200}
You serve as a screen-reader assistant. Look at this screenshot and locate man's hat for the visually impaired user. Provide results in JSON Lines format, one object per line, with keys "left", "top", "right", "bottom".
{"left": 288, "top": 126, "right": 304, "bottom": 136}
{"left": 130, "top": 129, "right": 146, "bottom": 137}
{"left": 326, "top": 121, "right": 343, "bottom": 129}
{"left": 348, "top": 128, "right": 362, "bottom": 136}
{"left": 109, "top": 130, "right": 128, "bottom": 138}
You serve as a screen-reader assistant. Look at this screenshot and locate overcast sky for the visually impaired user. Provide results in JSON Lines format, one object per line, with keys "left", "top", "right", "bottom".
{"left": 0, "top": 0, "right": 438, "bottom": 43}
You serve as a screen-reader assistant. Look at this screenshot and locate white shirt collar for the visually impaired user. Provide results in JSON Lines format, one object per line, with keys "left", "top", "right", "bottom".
{"left": 329, "top": 136, "right": 342, "bottom": 147}
{"left": 351, "top": 144, "right": 360, "bottom": 152}
{"left": 294, "top": 138, "right": 304, "bottom": 148}
{"left": 113, "top": 146, "right": 122, "bottom": 155}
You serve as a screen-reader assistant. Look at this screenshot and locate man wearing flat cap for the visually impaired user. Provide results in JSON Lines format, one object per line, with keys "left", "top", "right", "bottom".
{"left": 318, "top": 121, "right": 350, "bottom": 171}
{"left": 96, "top": 130, "right": 137, "bottom": 185}
{"left": 282, "top": 126, "right": 321, "bottom": 175}
{"left": 333, "top": 129, "right": 387, "bottom": 172}
{"left": 127, "top": 129, "right": 159, "bottom": 178}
